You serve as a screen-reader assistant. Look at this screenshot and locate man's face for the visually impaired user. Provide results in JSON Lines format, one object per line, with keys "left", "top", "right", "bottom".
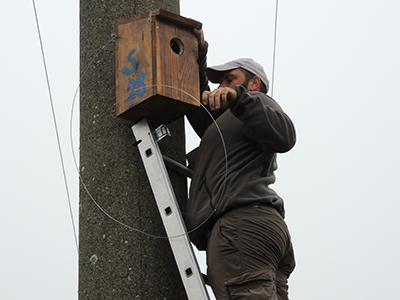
{"left": 218, "top": 69, "right": 248, "bottom": 89}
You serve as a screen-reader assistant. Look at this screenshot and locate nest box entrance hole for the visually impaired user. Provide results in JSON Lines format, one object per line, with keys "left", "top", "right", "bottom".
{"left": 170, "top": 37, "right": 184, "bottom": 55}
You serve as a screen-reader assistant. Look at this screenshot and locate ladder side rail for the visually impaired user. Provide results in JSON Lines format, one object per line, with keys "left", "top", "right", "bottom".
{"left": 132, "top": 119, "right": 210, "bottom": 300}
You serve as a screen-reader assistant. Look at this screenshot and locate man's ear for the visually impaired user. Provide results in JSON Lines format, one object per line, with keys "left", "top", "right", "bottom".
{"left": 247, "top": 76, "right": 261, "bottom": 91}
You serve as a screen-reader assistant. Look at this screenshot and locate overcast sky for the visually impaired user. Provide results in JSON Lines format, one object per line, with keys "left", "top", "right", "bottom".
{"left": 1, "top": 1, "right": 400, "bottom": 299}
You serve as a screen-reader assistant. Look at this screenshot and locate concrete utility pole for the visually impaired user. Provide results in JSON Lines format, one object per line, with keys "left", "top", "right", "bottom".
{"left": 79, "top": 1, "right": 188, "bottom": 299}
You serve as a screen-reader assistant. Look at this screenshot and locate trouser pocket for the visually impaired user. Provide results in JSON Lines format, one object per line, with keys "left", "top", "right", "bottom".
{"left": 224, "top": 269, "right": 277, "bottom": 300}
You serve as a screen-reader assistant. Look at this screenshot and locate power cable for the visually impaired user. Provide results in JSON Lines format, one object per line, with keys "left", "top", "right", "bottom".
{"left": 271, "top": 0, "right": 279, "bottom": 98}
{"left": 32, "top": 0, "right": 79, "bottom": 252}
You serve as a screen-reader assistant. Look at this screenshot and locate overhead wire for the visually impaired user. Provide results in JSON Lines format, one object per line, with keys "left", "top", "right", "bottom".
{"left": 271, "top": 0, "right": 279, "bottom": 98}
{"left": 31, "top": 0, "right": 79, "bottom": 252}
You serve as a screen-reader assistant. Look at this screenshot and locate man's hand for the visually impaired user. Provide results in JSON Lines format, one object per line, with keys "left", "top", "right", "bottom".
{"left": 193, "top": 28, "right": 206, "bottom": 48}
{"left": 202, "top": 87, "right": 237, "bottom": 111}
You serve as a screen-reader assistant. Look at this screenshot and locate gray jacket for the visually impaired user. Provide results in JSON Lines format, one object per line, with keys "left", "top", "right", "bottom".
{"left": 186, "top": 44, "right": 296, "bottom": 250}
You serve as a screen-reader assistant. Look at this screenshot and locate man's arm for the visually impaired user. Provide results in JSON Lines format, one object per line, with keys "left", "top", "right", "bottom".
{"left": 186, "top": 29, "right": 223, "bottom": 138}
{"left": 230, "top": 85, "right": 296, "bottom": 153}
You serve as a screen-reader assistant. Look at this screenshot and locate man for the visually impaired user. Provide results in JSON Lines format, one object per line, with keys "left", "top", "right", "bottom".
{"left": 185, "top": 29, "right": 296, "bottom": 300}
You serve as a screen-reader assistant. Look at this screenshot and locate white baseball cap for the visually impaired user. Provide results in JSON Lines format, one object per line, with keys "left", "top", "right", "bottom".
{"left": 206, "top": 58, "right": 269, "bottom": 92}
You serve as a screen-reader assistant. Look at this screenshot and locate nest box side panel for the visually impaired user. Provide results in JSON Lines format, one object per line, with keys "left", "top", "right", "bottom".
{"left": 155, "top": 18, "right": 200, "bottom": 107}
{"left": 116, "top": 18, "right": 155, "bottom": 119}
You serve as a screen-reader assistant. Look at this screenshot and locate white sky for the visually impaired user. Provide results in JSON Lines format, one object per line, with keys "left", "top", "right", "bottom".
{"left": 1, "top": 1, "right": 400, "bottom": 299}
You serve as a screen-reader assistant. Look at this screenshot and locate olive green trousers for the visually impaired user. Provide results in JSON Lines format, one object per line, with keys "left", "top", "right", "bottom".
{"left": 206, "top": 204, "right": 295, "bottom": 300}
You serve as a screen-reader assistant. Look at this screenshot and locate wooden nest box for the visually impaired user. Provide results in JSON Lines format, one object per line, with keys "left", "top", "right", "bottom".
{"left": 116, "top": 9, "right": 201, "bottom": 126}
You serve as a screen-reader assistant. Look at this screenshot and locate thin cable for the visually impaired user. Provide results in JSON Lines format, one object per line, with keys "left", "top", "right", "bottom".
{"left": 70, "top": 36, "right": 171, "bottom": 239}
{"left": 32, "top": 0, "right": 78, "bottom": 252}
{"left": 71, "top": 77, "right": 228, "bottom": 239}
{"left": 271, "top": 0, "right": 279, "bottom": 98}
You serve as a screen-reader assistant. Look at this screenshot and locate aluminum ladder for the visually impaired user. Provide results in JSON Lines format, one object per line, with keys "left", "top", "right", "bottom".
{"left": 131, "top": 118, "right": 210, "bottom": 300}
